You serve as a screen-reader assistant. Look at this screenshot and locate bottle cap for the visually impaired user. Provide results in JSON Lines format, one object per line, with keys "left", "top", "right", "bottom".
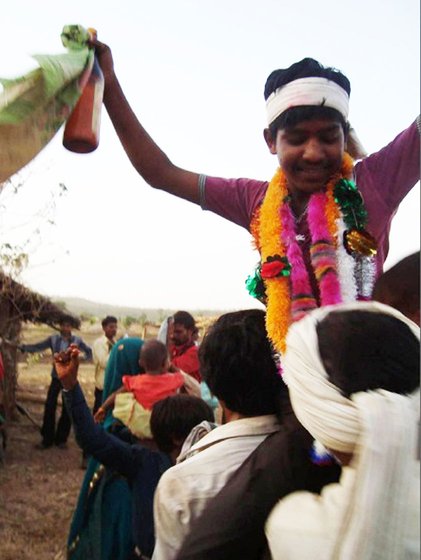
{"left": 87, "top": 28, "right": 97, "bottom": 41}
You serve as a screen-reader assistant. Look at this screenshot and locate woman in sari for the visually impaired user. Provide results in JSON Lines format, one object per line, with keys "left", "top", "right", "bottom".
{"left": 67, "top": 337, "right": 144, "bottom": 560}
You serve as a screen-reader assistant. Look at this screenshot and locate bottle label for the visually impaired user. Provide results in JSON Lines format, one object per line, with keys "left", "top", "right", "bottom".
{"left": 92, "top": 79, "right": 105, "bottom": 135}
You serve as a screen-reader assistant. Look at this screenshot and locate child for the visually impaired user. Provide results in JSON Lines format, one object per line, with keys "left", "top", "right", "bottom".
{"left": 95, "top": 338, "right": 200, "bottom": 438}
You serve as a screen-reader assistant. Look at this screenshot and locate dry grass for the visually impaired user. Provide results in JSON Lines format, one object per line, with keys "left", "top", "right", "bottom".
{"left": 0, "top": 356, "right": 96, "bottom": 559}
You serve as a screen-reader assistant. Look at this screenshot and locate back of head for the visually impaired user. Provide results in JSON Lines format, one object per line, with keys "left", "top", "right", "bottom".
{"left": 150, "top": 394, "right": 214, "bottom": 453}
{"left": 316, "top": 309, "right": 420, "bottom": 397}
{"left": 172, "top": 310, "right": 196, "bottom": 330}
{"left": 264, "top": 57, "right": 351, "bottom": 135}
{"left": 140, "top": 339, "right": 168, "bottom": 371}
{"left": 199, "top": 309, "right": 286, "bottom": 417}
{"left": 372, "top": 252, "right": 420, "bottom": 325}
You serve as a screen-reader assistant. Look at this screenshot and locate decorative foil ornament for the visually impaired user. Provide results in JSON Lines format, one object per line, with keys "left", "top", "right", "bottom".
{"left": 344, "top": 228, "right": 378, "bottom": 257}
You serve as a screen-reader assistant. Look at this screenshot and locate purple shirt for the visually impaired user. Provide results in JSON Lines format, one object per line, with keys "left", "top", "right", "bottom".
{"left": 201, "top": 119, "right": 420, "bottom": 276}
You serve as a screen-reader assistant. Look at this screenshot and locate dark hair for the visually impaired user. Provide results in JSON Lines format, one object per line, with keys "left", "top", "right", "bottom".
{"left": 264, "top": 58, "right": 350, "bottom": 137}
{"left": 173, "top": 311, "right": 196, "bottom": 330}
{"left": 372, "top": 252, "right": 420, "bottom": 321}
{"left": 199, "top": 309, "right": 286, "bottom": 417}
{"left": 59, "top": 315, "right": 80, "bottom": 329}
{"left": 102, "top": 315, "right": 118, "bottom": 328}
{"left": 150, "top": 394, "right": 214, "bottom": 453}
{"left": 140, "top": 339, "right": 168, "bottom": 371}
{"left": 316, "top": 310, "right": 420, "bottom": 397}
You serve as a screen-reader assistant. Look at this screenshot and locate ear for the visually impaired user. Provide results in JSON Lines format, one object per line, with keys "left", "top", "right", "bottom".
{"left": 263, "top": 128, "right": 277, "bottom": 155}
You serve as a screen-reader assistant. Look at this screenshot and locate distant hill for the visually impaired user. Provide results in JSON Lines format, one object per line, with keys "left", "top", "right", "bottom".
{"left": 52, "top": 296, "right": 225, "bottom": 323}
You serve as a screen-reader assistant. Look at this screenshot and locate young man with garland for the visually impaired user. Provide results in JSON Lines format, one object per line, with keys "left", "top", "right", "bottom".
{"left": 92, "top": 40, "right": 420, "bottom": 352}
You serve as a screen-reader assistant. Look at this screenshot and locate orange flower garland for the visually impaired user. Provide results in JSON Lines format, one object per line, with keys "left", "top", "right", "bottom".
{"left": 250, "top": 153, "right": 355, "bottom": 354}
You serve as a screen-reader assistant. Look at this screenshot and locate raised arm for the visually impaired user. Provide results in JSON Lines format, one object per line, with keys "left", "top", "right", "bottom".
{"left": 20, "top": 336, "right": 52, "bottom": 354}
{"left": 93, "top": 39, "right": 200, "bottom": 204}
{"left": 54, "top": 346, "right": 145, "bottom": 478}
{"left": 93, "top": 385, "right": 127, "bottom": 423}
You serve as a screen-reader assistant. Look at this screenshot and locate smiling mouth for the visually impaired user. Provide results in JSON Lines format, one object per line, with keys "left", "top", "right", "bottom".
{"left": 298, "top": 168, "right": 329, "bottom": 181}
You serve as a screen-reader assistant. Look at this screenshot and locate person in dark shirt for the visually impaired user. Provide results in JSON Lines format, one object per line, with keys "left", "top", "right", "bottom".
{"left": 55, "top": 344, "right": 214, "bottom": 559}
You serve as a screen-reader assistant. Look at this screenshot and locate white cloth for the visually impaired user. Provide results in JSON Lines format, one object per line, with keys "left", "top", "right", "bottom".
{"left": 265, "top": 77, "right": 349, "bottom": 125}
{"left": 266, "top": 464, "right": 420, "bottom": 560}
{"left": 152, "top": 414, "right": 280, "bottom": 560}
{"left": 92, "top": 335, "right": 113, "bottom": 390}
{"left": 267, "top": 301, "right": 420, "bottom": 560}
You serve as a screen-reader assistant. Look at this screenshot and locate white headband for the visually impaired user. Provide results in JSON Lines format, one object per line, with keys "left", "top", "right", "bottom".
{"left": 266, "top": 76, "right": 349, "bottom": 126}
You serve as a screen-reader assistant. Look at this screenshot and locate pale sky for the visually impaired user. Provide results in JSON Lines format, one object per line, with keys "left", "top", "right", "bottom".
{"left": 1, "top": 0, "right": 419, "bottom": 311}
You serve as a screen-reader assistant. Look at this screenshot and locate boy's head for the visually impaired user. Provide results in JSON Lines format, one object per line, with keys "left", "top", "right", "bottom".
{"left": 140, "top": 339, "right": 169, "bottom": 373}
{"left": 59, "top": 317, "right": 74, "bottom": 338}
{"left": 199, "top": 309, "right": 286, "bottom": 418}
{"left": 263, "top": 57, "right": 352, "bottom": 198}
{"left": 150, "top": 394, "right": 214, "bottom": 454}
{"left": 101, "top": 315, "right": 118, "bottom": 340}
{"left": 171, "top": 311, "right": 196, "bottom": 347}
{"left": 372, "top": 252, "right": 420, "bottom": 325}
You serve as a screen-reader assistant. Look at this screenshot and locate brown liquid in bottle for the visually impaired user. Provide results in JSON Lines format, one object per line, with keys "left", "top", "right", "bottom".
{"left": 63, "top": 56, "right": 104, "bottom": 153}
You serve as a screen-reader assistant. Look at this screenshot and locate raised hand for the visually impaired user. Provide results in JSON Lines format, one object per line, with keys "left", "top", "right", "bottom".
{"left": 54, "top": 344, "right": 80, "bottom": 390}
{"left": 89, "top": 36, "right": 115, "bottom": 83}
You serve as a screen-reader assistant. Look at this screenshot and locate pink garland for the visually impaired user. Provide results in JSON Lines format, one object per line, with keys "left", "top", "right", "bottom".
{"left": 307, "top": 192, "right": 342, "bottom": 305}
{"left": 278, "top": 191, "right": 342, "bottom": 324}
{"left": 280, "top": 200, "right": 317, "bottom": 322}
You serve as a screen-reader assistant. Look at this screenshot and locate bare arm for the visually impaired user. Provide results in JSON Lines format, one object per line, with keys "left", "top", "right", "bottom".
{"left": 93, "top": 386, "right": 127, "bottom": 423}
{"left": 94, "top": 39, "right": 201, "bottom": 204}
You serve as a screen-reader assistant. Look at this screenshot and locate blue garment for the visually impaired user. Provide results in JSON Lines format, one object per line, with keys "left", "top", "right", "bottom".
{"left": 64, "top": 383, "right": 172, "bottom": 558}
{"left": 22, "top": 334, "right": 92, "bottom": 378}
{"left": 200, "top": 381, "right": 219, "bottom": 411}
{"left": 67, "top": 337, "right": 144, "bottom": 560}
{"left": 21, "top": 333, "right": 92, "bottom": 446}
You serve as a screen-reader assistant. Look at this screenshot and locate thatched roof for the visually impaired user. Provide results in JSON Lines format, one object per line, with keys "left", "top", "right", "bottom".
{"left": 0, "top": 270, "right": 80, "bottom": 329}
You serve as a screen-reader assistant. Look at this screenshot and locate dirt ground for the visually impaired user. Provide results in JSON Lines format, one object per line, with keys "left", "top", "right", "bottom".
{"left": 0, "top": 362, "right": 96, "bottom": 560}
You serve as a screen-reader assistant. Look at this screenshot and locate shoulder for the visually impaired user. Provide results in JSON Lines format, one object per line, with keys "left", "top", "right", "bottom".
{"left": 201, "top": 175, "right": 269, "bottom": 230}
{"left": 93, "top": 335, "right": 106, "bottom": 347}
{"left": 266, "top": 470, "right": 353, "bottom": 559}
{"left": 265, "top": 489, "right": 333, "bottom": 560}
{"left": 185, "top": 344, "right": 198, "bottom": 355}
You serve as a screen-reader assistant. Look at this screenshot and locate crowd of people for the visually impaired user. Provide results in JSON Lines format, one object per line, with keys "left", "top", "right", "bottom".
{"left": 50, "top": 255, "right": 420, "bottom": 560}
{"left": 7, "top": 31, "right": 421, "bottom": 560}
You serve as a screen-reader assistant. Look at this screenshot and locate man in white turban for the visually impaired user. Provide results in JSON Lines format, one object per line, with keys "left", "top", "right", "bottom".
{"left": 266, "top": 301, "right": 420, "bottom": 560}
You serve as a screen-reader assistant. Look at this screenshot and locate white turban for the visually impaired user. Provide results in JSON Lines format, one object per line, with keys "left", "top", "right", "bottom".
{"left": 283, "top": 301, "right": 420, "bottom": 560}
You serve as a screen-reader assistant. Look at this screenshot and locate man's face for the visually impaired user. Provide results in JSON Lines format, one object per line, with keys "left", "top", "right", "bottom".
{"left": 171, "top": 323, "right": 192, "bottom": 346}
{"left": 103, "top": 322, "right": 118, "bottom": 340}
{"left": 60, "top": 322, "right": 72, "bottom": 338}
{"left": 264, "top": 118, "right": 345, "bottom": 197}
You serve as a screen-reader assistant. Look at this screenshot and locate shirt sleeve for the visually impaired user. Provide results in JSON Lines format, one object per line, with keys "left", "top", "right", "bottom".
{"left": 200, "top": 175, "right": 268, "bottom": 231}
{"left": 63, "top": 382, "right": 145, "bottom": 480}
{"left": 356, "top": 118, "right": 420, "bottom": 217}
{"left": 76, "top": 338, "right": 93, "bottom": 361}
{"left": 21, "top": 336, "right": 52, "bottom": 353}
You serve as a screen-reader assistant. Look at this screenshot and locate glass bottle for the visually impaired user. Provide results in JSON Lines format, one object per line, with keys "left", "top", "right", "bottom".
{"left": 63, "top": 55, "right": 104, "bottom": 153}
